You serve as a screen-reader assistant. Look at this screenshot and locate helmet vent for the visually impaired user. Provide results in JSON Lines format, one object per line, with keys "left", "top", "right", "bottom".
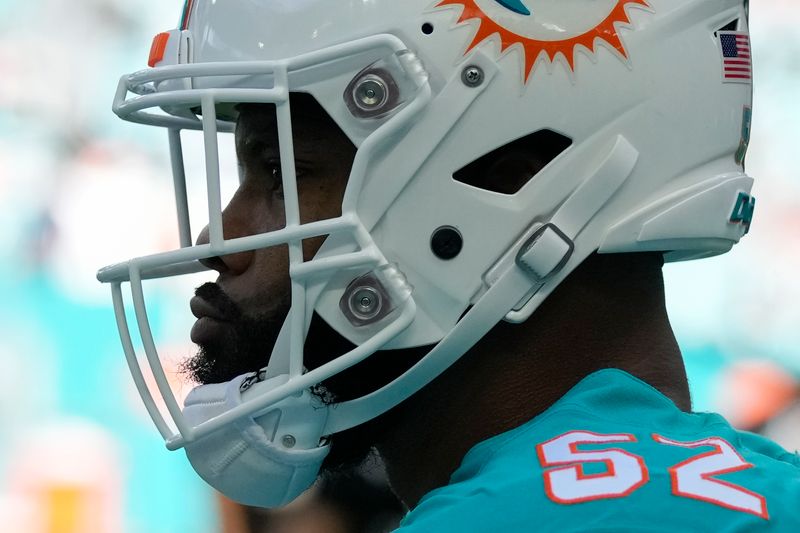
{"left": 715, "top": 19, "right": 740, "bottom": 35}
{"left": 453, "top": 129, "right": 572, "bottom": 195}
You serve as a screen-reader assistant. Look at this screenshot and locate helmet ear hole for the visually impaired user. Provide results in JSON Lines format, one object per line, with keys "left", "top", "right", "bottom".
{"left": 430, "top": 226, "right": 463, "bottom": 260}
{"left": 453, "top": 130, "right": 572, "bottom": 195}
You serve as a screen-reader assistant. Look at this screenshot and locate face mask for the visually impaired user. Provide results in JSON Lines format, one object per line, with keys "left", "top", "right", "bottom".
{"left": 182, "top": 373, "right": 330, "bottom": 508}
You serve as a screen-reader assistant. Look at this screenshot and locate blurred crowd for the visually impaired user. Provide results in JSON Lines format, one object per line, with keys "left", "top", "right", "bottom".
{"left": 0, "top": 1, "right": 797, "bottom": 532}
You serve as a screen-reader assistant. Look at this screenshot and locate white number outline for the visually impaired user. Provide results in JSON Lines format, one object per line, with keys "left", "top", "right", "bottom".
{"left": 652, "top": 434, "right": 769, "bottom": 520}
{"left": 536, "top": 430, "right": 649, "bottom": 504}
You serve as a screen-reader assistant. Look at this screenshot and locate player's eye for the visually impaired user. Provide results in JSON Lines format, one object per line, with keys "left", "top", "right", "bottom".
{"left": 262, "top": 159, "right": 285, "bottom": 198}
{"left": 267, "top": 160, "right": 283, "bottom": 192}
{"left": 256, "top": 156, "right": 308, "bottom": 200}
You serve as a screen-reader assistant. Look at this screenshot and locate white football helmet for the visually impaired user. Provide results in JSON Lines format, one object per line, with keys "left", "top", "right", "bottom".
{"left": 99, "top": 0, "right": 755, "bottom": 507}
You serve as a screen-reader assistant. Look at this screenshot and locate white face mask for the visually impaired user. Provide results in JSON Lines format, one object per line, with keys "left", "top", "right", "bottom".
{"left": 182, "top": 373, "right": 331, "bottom": 508}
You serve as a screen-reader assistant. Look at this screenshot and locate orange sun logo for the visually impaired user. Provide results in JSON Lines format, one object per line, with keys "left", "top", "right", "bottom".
{"left": 436, "top": 0, "right": 651, "bottom": 82}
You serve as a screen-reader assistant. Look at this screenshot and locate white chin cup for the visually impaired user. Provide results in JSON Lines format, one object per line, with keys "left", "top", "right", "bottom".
{"left": 182, "top": 374, "right": 330, "bottom": 508}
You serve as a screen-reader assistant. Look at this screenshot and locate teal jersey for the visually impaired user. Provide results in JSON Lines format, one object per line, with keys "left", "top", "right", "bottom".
{"left": 396, "top": 369, "right": 800, "bottom": 532}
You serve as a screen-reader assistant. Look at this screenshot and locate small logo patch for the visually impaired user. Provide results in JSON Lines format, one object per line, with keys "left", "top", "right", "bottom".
{"left": 730, "top": 191, "right": 755, "bottom": 234}
{"left": 718, "top": 31, "right": 752, "bottom": 84}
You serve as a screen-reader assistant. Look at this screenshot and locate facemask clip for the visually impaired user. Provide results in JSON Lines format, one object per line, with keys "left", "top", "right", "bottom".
{"left": 339, "top": 264, "right": 412, "bottom": 327}
{"left": 344, "top": 51, "right": 424, "bottom": 120}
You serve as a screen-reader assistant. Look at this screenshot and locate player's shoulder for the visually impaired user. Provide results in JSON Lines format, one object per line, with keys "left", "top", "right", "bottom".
{"left": 394, "top": 369, "right": 800, "bottom": 532}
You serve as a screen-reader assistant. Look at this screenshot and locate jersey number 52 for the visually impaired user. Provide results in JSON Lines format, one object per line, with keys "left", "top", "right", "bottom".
{"left": 536, "top": 431, "right": 768, "bottom": 519}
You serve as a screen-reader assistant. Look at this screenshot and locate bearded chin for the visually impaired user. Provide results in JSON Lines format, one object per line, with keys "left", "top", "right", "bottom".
{"left": 181, "top": 311, "right": 285, "bottom": 386}
{"left": 179, "top": 285, "right": 378, "bottom": 476}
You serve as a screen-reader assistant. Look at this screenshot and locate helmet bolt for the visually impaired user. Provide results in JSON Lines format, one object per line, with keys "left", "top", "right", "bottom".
{"left": 282, "top": 435, "right": 296, "bottom": 448}
{"left": 461, "top": 66, "right": 484, "bottom": 87}
{"left": 348, "top": 286, "right": 383, "bottom": 320}
{"left": 354, "top": 78, "right": 388, "bottom": 109}
{"left": 431, "top": 226, "right": 463, "bottom": 260}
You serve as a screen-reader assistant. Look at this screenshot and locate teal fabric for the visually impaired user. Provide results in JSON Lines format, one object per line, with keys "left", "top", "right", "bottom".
{"left": 396, "top": 369, "right": 800, "bottom": 532}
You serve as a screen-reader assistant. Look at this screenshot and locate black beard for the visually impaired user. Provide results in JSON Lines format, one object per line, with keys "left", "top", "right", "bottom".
{"left": 181, "top": 282, "right": 285, "bottom": 385}
{"left": 180, "top": 282, "right": 424, "bottom": 476}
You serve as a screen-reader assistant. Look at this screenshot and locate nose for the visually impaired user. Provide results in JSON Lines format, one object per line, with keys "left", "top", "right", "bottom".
{"left": 195, "top": 188, "right": 271, "bottom": 276}
{"left": 196, "top": 224, "right": 244, "bottom": 274}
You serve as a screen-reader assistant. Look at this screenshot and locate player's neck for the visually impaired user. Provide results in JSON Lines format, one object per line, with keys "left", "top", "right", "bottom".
{"left": 376, "top": 253, "right": 690, "bottom": 509}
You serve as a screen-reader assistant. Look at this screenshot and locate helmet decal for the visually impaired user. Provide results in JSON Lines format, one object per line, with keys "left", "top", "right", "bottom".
{"left": 179, "top": 0, "right": 195, "bottom": 30}
{"left": 736, "top": 105, "right": 752, "bottom": 167}
{"left": 436, "top": 0, "right": 651, "bottom": 82}
{"left": 493, "top": 0, "right": 531, "bottom": 16}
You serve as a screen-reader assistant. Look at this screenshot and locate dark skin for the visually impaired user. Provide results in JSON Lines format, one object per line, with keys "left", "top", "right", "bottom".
{"left": 186, "top": 94, "right": 690, "bottom": 510}
{"left": 377, "top": 251, "right": 689, "bottom": 506}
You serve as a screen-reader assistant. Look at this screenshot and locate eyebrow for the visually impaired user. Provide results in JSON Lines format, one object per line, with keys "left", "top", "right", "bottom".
{"left": 236, "top": 112, "right": 332, "bottom": 161}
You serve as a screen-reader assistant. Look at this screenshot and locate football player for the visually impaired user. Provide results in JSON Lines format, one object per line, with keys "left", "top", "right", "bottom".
{"left": 99, "top": 0, "right": 800, "bottom": 530}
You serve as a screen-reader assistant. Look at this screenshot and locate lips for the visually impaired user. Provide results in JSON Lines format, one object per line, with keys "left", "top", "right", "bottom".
{"left": 190, "top": 296, "right": 230, "bottom": 322}
{"left": 190, "top": 296, "right": 234, "bottom": 344}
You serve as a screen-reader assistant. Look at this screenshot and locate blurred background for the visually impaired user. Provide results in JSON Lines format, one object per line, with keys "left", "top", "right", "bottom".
{"left": 0, "top": 1, "right": 797, "bottom": 532}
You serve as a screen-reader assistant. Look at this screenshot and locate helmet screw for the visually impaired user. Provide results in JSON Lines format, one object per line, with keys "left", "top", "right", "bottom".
{"left": 282, "top": 435, "right": 296, "bottom": 448}
{"left": 461, "top": 66, "right": 484, "bottom": 87}
{"left": 354, "top": 77, "right": 388, "bottom": 110}
{"left": 431, "top": 226, "right": 463, "bottom": 260}
{"left": 347, "top": 286, "right": 383, "bottom": 320}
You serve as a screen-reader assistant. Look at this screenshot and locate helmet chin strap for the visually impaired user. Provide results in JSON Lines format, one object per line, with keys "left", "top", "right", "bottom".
{"left": 324, "top": 134, "right": 640, "bottom": 435}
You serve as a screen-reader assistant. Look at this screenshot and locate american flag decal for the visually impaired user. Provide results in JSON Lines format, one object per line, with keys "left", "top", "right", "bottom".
{"left": 718, "top": 31, "right": 752, "bottom": 83}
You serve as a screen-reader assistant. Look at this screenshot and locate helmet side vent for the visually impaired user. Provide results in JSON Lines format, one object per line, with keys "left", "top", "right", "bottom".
{"left": 453, "top": 130, "right": 572, "bottom": 195}
{"left": 715, "top": 19, "right": 740, "bottom": 35}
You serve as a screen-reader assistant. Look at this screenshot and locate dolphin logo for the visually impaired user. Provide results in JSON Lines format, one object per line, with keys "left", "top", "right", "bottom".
{"left": 437, "top": 0, "right": 650, "bottom": 82}
{"left": 493, "top": 0, "right": 531, "bottom": 16}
